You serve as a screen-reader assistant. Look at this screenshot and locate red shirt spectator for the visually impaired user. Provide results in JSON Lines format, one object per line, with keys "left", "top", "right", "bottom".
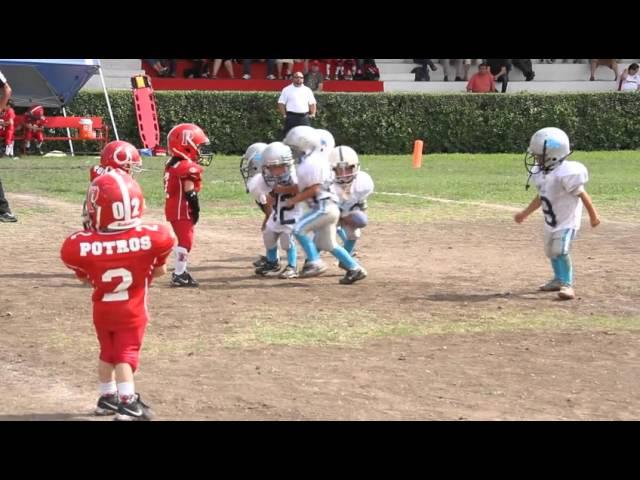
{"left": 466, "top": 63, "right": 496, "bottom": 93}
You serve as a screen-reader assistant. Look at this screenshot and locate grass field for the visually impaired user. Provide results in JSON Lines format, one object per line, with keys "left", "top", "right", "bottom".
{"left": 1, "top": 150, "right": 639, "bottom": 419}
{"left": 1, "top": 151, "right": 638, "bottom": 221}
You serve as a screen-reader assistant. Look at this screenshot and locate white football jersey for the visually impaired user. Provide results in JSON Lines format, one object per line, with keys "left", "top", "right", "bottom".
{"left": 296, "top": 151, "right": 338, "bottom": 205}
{"left": 334, "top": 171, "right": 374, "bottom": 217}
{"left": 532, "top": 160, "right": 589, "bottom": 232}
{"left": 247, "top": 174, "right": 269, "bottom": 205}
{"left": 249, "top": 171, "right": 302, "bottom": 233}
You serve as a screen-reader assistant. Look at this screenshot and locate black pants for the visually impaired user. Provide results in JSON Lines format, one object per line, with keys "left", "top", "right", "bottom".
{"left": 0, "top": 177, "right": 12, "bottom": 214}
{"left": 243, "top": 59, "right": 275, "bottom": 77}
{"left": 512, "top": 59, "right": 534, "bottom": 80}
{"left": 496, "top": 73, "right": 508, "bottom": 93}
{"left": 283, "top": 112, "right": 311, "bottom": 138}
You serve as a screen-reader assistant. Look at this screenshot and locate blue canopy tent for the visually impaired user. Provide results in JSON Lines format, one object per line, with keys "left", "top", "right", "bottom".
{"left": 0, "top": 59, "right": 119, "bottom": 154}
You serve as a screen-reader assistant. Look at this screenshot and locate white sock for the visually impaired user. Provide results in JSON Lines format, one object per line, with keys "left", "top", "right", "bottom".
{"left": 174, "top": 246, "right": 188, "bottom": 275}
{"left": 100, "top": 381, "right": 117, "bottom": 396}
{"left": 117, "top": 382, "right": 135, "bottom": 402}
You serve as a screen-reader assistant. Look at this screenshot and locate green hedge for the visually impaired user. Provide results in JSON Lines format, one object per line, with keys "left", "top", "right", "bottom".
{"left": 66, "top": 90, "right": 640, "bottom": 154}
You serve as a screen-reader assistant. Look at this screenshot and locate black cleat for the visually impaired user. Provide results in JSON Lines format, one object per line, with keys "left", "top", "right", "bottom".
{"left": 94, "top": 393, "right": 119, "bottom": 416}
{"left": 171, "top": 271, "right": 199, "bottom": 287}
{"left": 339, "top": 267, "right": 368, "bottom": 285}
{"left": 255, "top": 260, "right": 281, "bottom": 276}
{"left": 114, "top": 393, "right": 153, "bottom": 421}
{"left": 253, "top": 255, "right": 268, "bottom": 268}
{"left": 0, "top": 212, "right": 17, "bottom": 223}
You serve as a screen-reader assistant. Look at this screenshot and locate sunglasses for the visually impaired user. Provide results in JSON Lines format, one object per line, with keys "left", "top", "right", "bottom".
{"left": 293, "top": 75, "right": 304, "bottom": 79}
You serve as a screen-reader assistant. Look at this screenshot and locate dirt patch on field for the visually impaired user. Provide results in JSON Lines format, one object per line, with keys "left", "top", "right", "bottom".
{"left": 0, "top": 193, "right": 638, "bottom": 420}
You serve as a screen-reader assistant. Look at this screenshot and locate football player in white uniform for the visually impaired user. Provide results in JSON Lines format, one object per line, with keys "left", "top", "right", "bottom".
{"left": 240, "top": 142, "right": 272, "bottom": 268}
{"left": 515, "top": 127, "right": 600, "bottom": 300}
{"left": 248, "top": 142, "right": 303, "bottom": 279}
{"left": 316, "top": 128, "right": 335, "bottom": 156}
{"left": 283, "top": 126, "right": 367, "bottom": 284}
{"left": 330, "top": 146, "right": 374, "bottom": 266}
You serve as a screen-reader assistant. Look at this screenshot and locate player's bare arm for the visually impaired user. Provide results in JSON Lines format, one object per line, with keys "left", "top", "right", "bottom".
{"left": 261, "top": 195, "right": 274, "bottom": 231}
{"left": 272, "top": 183, "right": 299, "bottom": 195}
{"left": 515, "top": 195, "right": 542, "bottom": 223}
{"left": 578, "top": 191, "right": 601, "bottom": 227}
{"left": 287, "top": 184, "right": 320, "bottom": 206}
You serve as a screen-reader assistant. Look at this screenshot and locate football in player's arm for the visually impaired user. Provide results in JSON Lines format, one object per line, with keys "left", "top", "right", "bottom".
{"left": 249, "top": 142, "right": 302, "bottom": 279}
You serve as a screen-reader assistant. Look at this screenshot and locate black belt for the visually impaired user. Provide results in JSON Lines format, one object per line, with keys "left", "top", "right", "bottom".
{"left": 286, "top": 111, "right": 308, "bottom": 117}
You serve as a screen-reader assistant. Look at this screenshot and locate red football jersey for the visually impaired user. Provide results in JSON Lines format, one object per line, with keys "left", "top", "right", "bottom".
{"left": 164, "top": 158, "right": 203, "bottom": 222}
{"left": 60, "top": 223, "right": 175, "bottom": 329}
{"left": 0, "top": 107, "right": 15, "bottom": 126}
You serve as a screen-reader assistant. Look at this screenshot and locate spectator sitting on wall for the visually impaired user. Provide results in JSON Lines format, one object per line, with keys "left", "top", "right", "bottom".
{"left": 486, "top": 58, "right": 510, "bottom": 93}
{"left": 211, "top": 59, "right": 235, "bottom": 79}
{"left": 466, "top": 62, "right": 496, "bottom": 93}
{"left": 184, "top": 59, "right": 210, "bottom": 79}
{"left": 590, "top": 59, "right": 618, "bottom": 81}
{"left": 618, "top": 63, "right": 640, "bottom": 91}
{"left": 242, "top": 59, "right": 276, "bottom": 80}
{"left": 304, "top": 60, "right": 324, "bottom": 92}
{"left": 511, "top": 59, "right": 535, "bottom": 81}
{"left": 277, "top": 60, "right": 295, "bottom": 80}
{"left": 411, "top": 59, "right": 437, "bottom": 81}
{"left": 143, "top": 59, "right": 176, "bottom": 77}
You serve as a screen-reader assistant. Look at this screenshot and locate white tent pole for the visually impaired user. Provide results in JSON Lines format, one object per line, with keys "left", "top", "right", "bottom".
{"left": 61, "top": 106, "right": 75, "bottom": 157}
{"left": 99, "top": 65, "right": 119, "bottom": 141}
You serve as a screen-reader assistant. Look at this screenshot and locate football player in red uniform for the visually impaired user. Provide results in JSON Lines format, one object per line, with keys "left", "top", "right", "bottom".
{"left": 24, "top": 105, "right": 45, "bottom": 155}
{"left": 0, "top": 99, "right": 16, "bottom": 158}
{"left": 164, "top": 123, "right": 213, "bottom": 287}
{"left": 89, "top": 140, "right": 143, "bottom": 182}
{"left": 61, "top": 171, "right": 175, "bottom": 420}
{"left": 83, "top": 140, "right": 142, "bottom": 230}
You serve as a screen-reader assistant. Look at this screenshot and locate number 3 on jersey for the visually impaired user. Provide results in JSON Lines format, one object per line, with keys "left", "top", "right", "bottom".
{"left": 540, "top": 196, "right": 557, "bottom": 228}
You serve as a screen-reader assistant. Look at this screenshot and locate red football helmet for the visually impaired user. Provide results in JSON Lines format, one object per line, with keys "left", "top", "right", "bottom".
{"left": 167, "top": 123, "right": 213, "bottom": 166}
{"left": 27, "top": 105, "right": 44, "bottom": 120}
{"left": 86, "top": 170, "right": 145, "bottom": 231}
{"left": 100, "top": 140, "right": 143, "bottom": 175}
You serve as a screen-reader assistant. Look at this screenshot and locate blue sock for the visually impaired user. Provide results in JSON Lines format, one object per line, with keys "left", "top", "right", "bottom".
{"left": 336, "top": 226, "right": 348, "bottom": 244}
{"left": 555, "top": 254, "right": 573, "bottom": 285}
{"left": 266, "top": 247, "right": 278, "bottom": 263}
{"left": 287, "top": 242, "right": 297, "bottom": 267}
{"left": 295, "top": 232, "right": 320, "bottom": 262}
{"left": 344, "top": 239, "right": 356, "bottom": 254}
{"left": 550, "top": 258, "right": 561, "bottom": 280}
{"left": 331, "top": 246, "right": 358, "bottom": 270}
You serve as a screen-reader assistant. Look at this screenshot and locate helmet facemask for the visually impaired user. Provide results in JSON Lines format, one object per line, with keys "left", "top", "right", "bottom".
{"left": 524, "top": 138, "right": 571, "bottom": 176}
{"left": 333, "top": 163, "right": 359, "bottom": 185}
{"left": 197, "top": 141, "right": 214, "bottom": 166}
{"left": 263, "top": 162, "right": 292, "bottom": 187}
{"left": 240, "top": 142, "right": 269, "bottom": 191}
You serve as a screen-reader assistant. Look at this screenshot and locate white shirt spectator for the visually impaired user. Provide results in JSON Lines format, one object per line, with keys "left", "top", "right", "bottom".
{"left": 278, "top": 84, "right": 316, "bottom": 113}
{"left": 621, "top": 71, "right": 640, "bottom": 91}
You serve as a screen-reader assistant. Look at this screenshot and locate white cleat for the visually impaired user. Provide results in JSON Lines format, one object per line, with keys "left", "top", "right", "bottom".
{"left": 558, "top": 285, "right": 575, "bottom": 300}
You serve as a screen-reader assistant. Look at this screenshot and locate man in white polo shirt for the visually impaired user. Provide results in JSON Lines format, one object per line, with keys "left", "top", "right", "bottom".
{"left": 277, "top": 71, "right": 317, "bottom": 137}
